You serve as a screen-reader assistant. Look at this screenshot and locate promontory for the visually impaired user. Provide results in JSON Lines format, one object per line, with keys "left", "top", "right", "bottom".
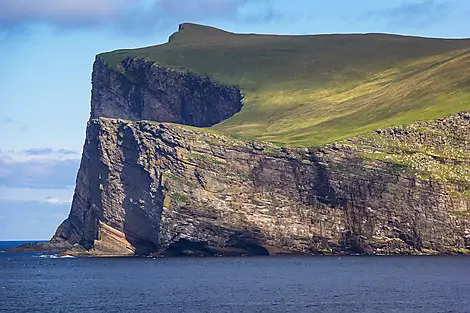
{"left": 21, "top": 23, "right": 470, "bottom": 256}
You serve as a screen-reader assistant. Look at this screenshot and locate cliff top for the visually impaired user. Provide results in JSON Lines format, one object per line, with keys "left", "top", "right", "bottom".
{"left": 99, "top": 23, "right": 470, "bottom": 147}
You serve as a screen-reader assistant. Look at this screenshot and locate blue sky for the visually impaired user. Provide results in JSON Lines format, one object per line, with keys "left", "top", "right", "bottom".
{"left": 0, "top": 0, "right": 469, "bottom": 240}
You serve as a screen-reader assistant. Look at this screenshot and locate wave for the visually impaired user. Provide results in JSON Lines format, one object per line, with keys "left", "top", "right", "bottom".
{"left": 38, "top": 254, "right": 75, "bottom": 259}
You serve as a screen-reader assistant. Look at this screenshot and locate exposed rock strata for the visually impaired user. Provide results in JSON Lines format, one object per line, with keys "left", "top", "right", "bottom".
{"left": 91, "top": 56, "right": 243, "bottom": 127}
{"left": 48, "top": 113, "right": 470, "bottom": 256}
{"left": 14, "top": 54, "right": 470, "bottom": 257}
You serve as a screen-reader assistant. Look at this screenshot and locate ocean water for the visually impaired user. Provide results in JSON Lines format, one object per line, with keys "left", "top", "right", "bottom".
{"left": 1, "top": 243, "right": 470, "bottom": 313}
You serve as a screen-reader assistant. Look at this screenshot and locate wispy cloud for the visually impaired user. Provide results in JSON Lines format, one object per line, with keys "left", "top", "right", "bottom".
{"left": 0, "top": 154, "right": 79, "bottom": 189}
{"left": 0, "top": 0, "right": 278, "bottom": 35}
{"left": 0, "top": 0, "right": 129, "bottom": 28}
{"left": 57, "top": 149, "right": 79, "bottom": 155}
{"left": 367, "top": 0, "right": 454, "bottom": 29}
{"left": 23, "top": 148, "right": 79, "bottom": 156}
{"left": 24, "top": 148, "right": 54, "bottom": 156}
{"left": 0, "top": 187, "right": 73, "bottom": 204}
{"left": 2, "top": 117, "right": 31, "bottom": 132}
{"left": 45, "top": 197, "right": 72, "bottom": 205}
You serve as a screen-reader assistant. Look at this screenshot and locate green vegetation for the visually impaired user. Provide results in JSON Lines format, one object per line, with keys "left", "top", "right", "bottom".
{"left": 100, "top": 23, "right": 470, "bottom": 147}
{"left": 358, "top": 131, "right": 470, "bottom": 185}
{"left": 352, "top": 118, "right": 470, "bottom": 198}
{"left": 263, "top": 147, "right": 281, "bottom": 156}
{"left": 190, "top": 153, "right": 223, "bottom": 165}
{"left": 450, "top": 247, "right": 470, "bottom": 254}
{"left": 163, "top": 195, "right": 171, "bottom": 208}
{"left": 172, "top": 192, "right": 189, "bottom": 204}
{"left": 451, "top": 211, "right": 470, "bottom": 217}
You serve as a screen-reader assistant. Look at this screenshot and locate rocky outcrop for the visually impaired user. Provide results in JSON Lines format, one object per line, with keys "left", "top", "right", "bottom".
{"left": 91, "top": 56, "right": 243, "bottom": 127}
{"left": 49, "top": 113, "right": 470, "bottom": 256}
{"left": 16, "top": 51, "right": 469, "bottom": 257}
{"left": 7, "top": 240, "right": 71, "bottom": 253}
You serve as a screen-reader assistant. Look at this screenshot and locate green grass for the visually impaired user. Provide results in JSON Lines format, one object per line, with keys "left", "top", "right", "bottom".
{"left": 171, "top": 192, "right": 189, "bottom": 204}
{"left": 451, "top": 211, "right": 470, "bottom": 217}
{"left": 99, "top": 23, "right": 470, "bottom": 147}
{"left": 353, "top": 120, "right": 470, "bottom": 196}
{"left": 190, "top": 153, "right": 223, "bottom": 165}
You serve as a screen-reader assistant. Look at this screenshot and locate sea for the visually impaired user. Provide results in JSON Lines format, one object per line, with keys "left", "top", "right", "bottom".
{"left": 1, "top": 241, "right": 470, "bottom": 313}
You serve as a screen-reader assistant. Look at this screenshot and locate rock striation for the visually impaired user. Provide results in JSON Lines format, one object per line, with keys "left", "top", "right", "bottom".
{"left": 91, "top": 56, "right": 243, "bottom": 127}
{"left": 19, "top": 54, "right": 470, "bottom": 257}
{"left": 50, "top": 111, "right": 470, "bottom": 256}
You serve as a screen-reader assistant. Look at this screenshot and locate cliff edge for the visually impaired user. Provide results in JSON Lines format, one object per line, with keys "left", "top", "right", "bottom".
{"left": 17, "top": 24, "right": 470, "bottom": 256}
{"left": 50, "top": 112, "right": 470, "bottom": 256}
{"left": 91, "top": 56, "right": 243, "bottom": 127}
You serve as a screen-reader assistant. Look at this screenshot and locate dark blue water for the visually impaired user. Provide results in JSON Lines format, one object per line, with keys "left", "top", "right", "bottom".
{"left": 1, "top": 245, "right": 470, "bottom": 313}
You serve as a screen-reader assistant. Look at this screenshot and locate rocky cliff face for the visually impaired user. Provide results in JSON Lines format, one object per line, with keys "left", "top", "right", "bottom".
{"left": 91, "top": 56, "right": 243, "bottom": 127}
{"left": 34, "top": 54, "right": 470, "bottom": 257}
{"left": 50, "top": 110, "right": 470, "bottom": 256}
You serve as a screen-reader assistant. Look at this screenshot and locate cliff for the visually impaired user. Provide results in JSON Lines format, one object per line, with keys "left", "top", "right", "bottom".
{"left": 91, "top": 56, "right": 243, "bottom": 127}
{"left": 50, "top": 113, "right": 470, "bottom": 256}
{"left": 19, "top": 24, "right": 470, "bottom": 256}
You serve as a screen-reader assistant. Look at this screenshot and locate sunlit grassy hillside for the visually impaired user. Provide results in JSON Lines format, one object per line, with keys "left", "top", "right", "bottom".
{"left": 100, "top": 23, "right": 470, "bottom": 147}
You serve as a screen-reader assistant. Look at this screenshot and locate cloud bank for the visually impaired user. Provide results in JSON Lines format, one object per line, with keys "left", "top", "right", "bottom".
{"left": 23, "top": 148, "right": 79, "bottom": 156}
{"left": 0, "top": 0, "right": 275, "bottom": 34}
{"left": 0, "top": 154, "right": 80, "bottom": 189}
{"left": 0, "top": 187, "right": 73, "bottom": 204}
{"left": 0, "top": 0, "right": 128, "bottom": 28}
{"left": 0, "top": 148, "right": 76, "bottom": 239}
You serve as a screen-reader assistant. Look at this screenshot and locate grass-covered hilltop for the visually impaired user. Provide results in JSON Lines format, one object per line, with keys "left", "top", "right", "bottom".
{"left": 99, "top": 23, "right": 470, "bottom": 147}
{"left": 21, "top": 23, "right": 469, "bottom": 257}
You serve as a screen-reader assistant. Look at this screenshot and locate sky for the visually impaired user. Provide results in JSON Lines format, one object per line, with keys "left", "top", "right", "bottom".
{"left": 0, "top": 0, "right": 469, "bottom": 240}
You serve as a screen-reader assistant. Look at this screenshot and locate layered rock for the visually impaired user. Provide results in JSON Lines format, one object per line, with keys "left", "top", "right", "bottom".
{"left": 50, "top": 113, "right": 470, "bottom": 256}
{"left": 17, "top": 52, "right": 469, "bottom": 257}
{"left": 91, "top": 56, "right": 243, "bottom": 127}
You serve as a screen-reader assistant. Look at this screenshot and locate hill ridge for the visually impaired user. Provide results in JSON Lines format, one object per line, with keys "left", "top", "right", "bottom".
{"left": 99, "top": 23, "right": 470, "bottom": 147}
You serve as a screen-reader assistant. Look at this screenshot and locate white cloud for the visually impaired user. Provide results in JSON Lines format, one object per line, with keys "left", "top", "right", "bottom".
{"left": 0, "top": 0, "right": 276, "bottom": 33}
{"left": 0, "top": 151, "right": 80, "bottom": 189}
{"left": 45, "top": 197, "right": 72, "bottom": 205}
{"left": 0, "top": 186, "right": 74, "bottom": 204}
{"left": 1, "top": 149, "right": 80, "bottom": 162}
{"left": 0, "top": 0, "right": 129, "bottom": 26}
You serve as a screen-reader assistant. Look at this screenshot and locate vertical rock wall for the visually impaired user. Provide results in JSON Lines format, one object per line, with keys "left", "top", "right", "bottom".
{"left": 90, "top": 57, "right": 243, "bottom": 127}
{"left": 52, "top": 115, "right": 470, "bottom": 256}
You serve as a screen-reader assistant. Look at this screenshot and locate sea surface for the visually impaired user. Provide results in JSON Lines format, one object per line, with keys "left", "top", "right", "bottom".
{"left": 1, "top": 241, "right": 470, "bottom": 313}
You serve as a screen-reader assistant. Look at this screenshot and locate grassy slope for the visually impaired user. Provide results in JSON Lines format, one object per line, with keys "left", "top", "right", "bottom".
{"left": 349, "top": 114, "right": 470, "bottom": 199}
{"left": 99, "top": 23, "right": 470, "bottom": 147}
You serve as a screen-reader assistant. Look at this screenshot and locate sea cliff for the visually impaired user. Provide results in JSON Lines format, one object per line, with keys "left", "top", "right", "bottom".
{"left": 46, "top": 55, "right": 470, "bottom": 256}
{"left": 17, "top": 27, "right": 470, "bottom": 256}
{"left": 53, "top": 114, "right": 470, "bottom": 256}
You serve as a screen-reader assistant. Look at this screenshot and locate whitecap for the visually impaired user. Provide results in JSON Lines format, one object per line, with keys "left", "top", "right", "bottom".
{"left": 39, "top": 254, "right": 59, "bottom": 259}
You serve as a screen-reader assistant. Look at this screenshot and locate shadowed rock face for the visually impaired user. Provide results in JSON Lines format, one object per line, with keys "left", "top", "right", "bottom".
{"left": 23, "top": 53, "right": 469, "bottom": 257}
{"left": 90, "top": 56, "right": 243, "bottom": 127}
{"left": 49, "top": 114, "right": 470, "bottom": 257}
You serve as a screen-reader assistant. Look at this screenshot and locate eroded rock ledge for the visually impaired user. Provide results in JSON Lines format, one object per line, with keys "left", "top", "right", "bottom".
{"left": 91, "top": 56, "right": 243, "bottom": 127}
{"left": 12, "top": 51, "right": 470, "bottom": 257}
{"left": 42, "top": 112, "right": 470, "bottom": 257}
